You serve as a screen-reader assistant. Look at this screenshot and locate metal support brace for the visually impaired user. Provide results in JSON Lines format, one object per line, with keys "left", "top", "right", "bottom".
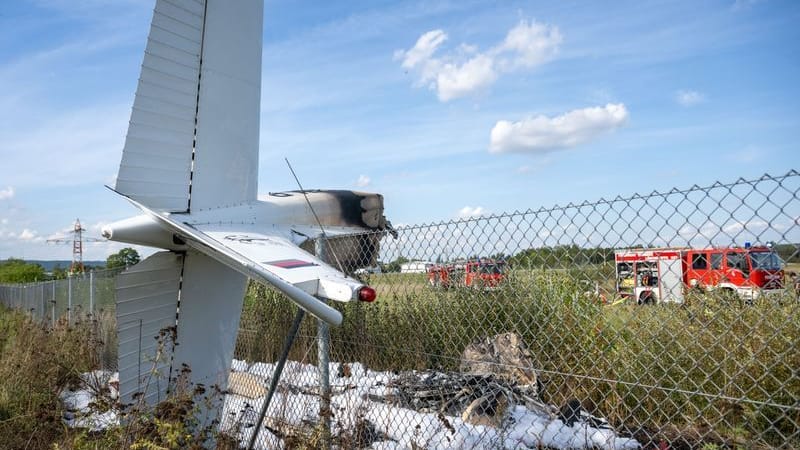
{"left": 246, "top": 308, "right": 306, "bottom": 450}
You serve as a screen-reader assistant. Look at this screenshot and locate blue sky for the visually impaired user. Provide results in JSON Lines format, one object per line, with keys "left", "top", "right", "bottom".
{"left": 0, "top": 0, "right": 798, "bottom": 260}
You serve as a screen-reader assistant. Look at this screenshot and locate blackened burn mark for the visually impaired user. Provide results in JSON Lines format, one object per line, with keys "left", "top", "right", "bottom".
{"left": 287, "top": 190, "right": 380, "bottom": 229}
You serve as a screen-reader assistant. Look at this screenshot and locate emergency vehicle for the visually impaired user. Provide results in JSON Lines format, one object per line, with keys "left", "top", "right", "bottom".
{"left": 427, "top": 259, "right": 507, "bottom": 289}
{"left": 614, "top": 245, "right": 784, "bottom": 304}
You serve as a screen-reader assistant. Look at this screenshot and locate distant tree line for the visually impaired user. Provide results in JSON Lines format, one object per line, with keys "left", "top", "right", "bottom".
{"left": 381, "top": 256, "right": 409, "bottom": 273}
{"left": 507, "top": 245, "right": 616, "bottom": 269}
{"left": 378, "top": 244, "right": 799, "bottom": 273}
{"left": 0, "top": 248, "right": 141, "bottom": 283}
{"left": 105, "top": 247, "right": 141, "bottom": 270}
{"left": 507, "top": 243, "right": 799, "bottom": 269}
{"left": 0, "top": 259, "right": 46, "bottom": 283}
{"left": 774, "top": 243, "right": 799, "bottom": 263}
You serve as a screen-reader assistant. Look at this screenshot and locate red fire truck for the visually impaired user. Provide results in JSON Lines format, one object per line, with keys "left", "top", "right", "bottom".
{"left": 614, "top": 245, "right": 784, "bottom": 304}
{"left": 427, "top": 259, "right": 507, "bottom": 289}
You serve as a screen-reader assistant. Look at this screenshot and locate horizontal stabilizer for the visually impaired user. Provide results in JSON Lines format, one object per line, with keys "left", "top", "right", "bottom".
{"left": 118, "top": 194, "right": 351, "bottom": 326}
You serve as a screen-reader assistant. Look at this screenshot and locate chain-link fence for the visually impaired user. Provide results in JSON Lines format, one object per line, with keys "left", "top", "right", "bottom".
{"left": 1, "top": 171, "right": 799, "bottom": 448}
{"left": 232, "top": 171, "right": 800, "bottom": 449}
{"left": 0, "top": 267, "right": 123, "bottom": 322}
{"left": 0, "top": 267, "right": 123, "bottom": 369}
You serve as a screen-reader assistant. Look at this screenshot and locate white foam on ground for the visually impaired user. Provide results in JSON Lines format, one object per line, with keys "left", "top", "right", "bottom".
{"left": 64, "top": 362, "right": 640, "bottom": 449}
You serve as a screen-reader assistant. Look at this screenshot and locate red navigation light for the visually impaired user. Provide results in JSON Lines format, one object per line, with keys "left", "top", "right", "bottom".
{"left": 358, "top": 286, "right": 377, "bottom": 302}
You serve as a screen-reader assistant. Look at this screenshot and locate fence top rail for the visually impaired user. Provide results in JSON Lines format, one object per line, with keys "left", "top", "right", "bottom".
{"left": 0, "top": 266, "right": 126, "bottom": 288}
{"left": 394, "top": 169, "right": 799, "bottom": 231}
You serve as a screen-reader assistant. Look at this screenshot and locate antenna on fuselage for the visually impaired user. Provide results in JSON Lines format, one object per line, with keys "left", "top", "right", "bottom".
{"left": 284, "top": 158, "right": 345, "bottom": 272}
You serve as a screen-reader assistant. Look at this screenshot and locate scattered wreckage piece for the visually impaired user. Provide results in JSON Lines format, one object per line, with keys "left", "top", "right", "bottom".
{"left": 460, "top": 331, "right": 540, "bottom": 396}
{"left": 371, "top": 371, "right": 554, "bottom": 426}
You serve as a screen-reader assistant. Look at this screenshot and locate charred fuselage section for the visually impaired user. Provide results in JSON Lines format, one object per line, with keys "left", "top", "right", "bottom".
{"left": 266, "top": 190, "right": 394, "bottom": 273}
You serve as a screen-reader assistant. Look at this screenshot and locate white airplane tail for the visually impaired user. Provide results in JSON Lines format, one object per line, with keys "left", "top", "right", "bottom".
{"left": 109, "top": 1, "right": 389, "bottom": 435}
{"left": 114, "top": 0, "right": 263, "bottom": 419}
{"left": 116, "top": 0, "right": 262, "bottom": 212}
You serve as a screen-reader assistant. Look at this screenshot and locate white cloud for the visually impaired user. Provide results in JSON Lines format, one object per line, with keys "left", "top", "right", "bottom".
{"left": 89, "top": 221, "right": 111, "bottom": 234}
{"left": 722, "top": 219, "right": 770, "bottom": 234}
{"left": 1, "top": 218, "right": 8, "bottom": 225}
{"left": 675, "top": 90, "right": 705, "bottom": 107}
{"left": 356, "top": 174, "right": 371, "bottom": 187}
{"left": 732, "top": 0, "right": 765, "bottom": 11}
{"left": 0, "top": 187, "right": 14, "bottom": 200}
{"left": 395, "top": 30, "right": 448, "bottom": 70}
{"left": 489, "top": 103, "right": 629, "bottom": 154}
{"left": 494, "top": 20, "right": 563, "bottom": 70}
{"left": 19, "top": 228, "right": 42, "bottom": 242}
{"left": 435, "top": 54, "right": 497, "bottom": 102}
{"left": 457, "top": 206, "right": 487, "bottom": 218}
{"left": 678, "top": 223, "right": 710, "bottom": 239}
{"left": 396, "top": 20, "right": 561, "bottom": 101}
{"left": 729, "top": 146, "right": 761, "bottom": 163}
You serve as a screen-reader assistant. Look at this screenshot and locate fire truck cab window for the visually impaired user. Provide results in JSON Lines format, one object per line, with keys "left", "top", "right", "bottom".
{"left": 710, "top": 252, "right": 723, "bottom": 270}
{"left": 726, "top": 253, "right": 748, "bottom": 273}
{"left": 750, "top": 252, "right": 782, "bottom": 270}
{"left": 480, "top": 264, "right": 503, "bottom": 275}
{"left": 691, "top": 253, "right": 708, "bottom": 270}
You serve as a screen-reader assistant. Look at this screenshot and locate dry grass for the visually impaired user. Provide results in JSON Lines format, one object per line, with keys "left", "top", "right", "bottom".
{"left": 238, "top": 271, "right": 800, "bottom": 447}
{"left": 0, "top": 307, "right": 240, "bottom": 450}
{"left": 0, "top": 308, "right": 96, "bottom": 449}
{"left": 2, "top": 263, "right": 797, "bottom": 448}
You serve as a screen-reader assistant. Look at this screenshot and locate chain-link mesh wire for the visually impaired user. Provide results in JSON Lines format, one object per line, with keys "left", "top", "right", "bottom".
{"left": 231, "top": 171, "right": 800, "bottom": 449}
{"left": 0, "top": 267, "right": 123, "bottom": 370}
{"left": 1, "top": 172, "right": 799, "bottom": 448}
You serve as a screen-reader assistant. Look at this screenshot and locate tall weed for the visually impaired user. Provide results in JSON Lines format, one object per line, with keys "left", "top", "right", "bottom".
{"left": 239, "top": 273, "right": 800, "bottom": 446}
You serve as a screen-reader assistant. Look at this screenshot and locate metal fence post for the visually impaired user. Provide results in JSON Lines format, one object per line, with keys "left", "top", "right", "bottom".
{"left": 67, "top": 273, "right": 72, "bottom": 325}
{"left": 89, "top": 270, "right": 94, "bottom": 316}
{"left": 314, "top": 236, "right": 332, "bottom": 450}
{"left": 51, "top": 280, "right": 56, "bottom": 325}
{"left": 40, "top": 282, "right": 45, "bottom": 322}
